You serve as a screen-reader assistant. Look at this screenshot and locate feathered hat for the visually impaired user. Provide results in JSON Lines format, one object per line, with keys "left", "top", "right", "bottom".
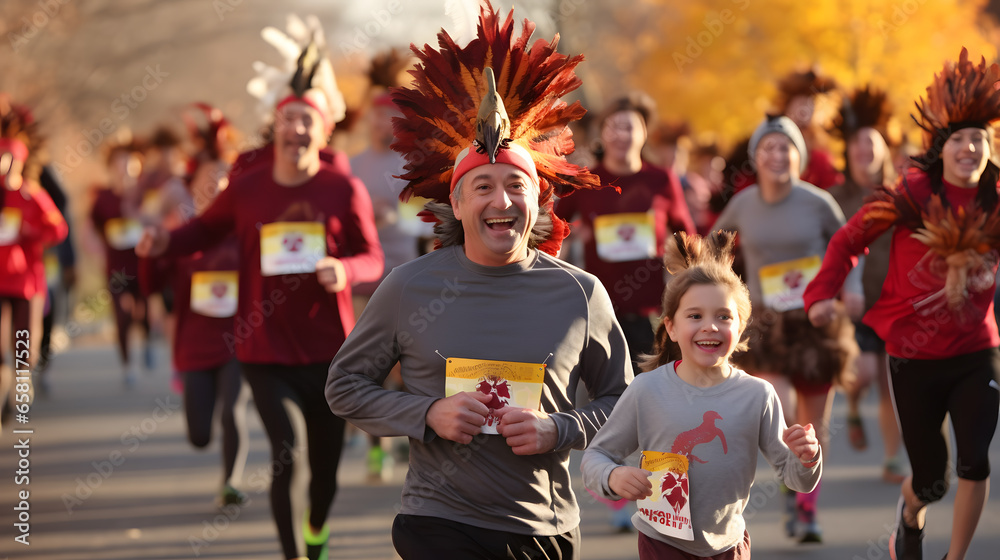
{"left": 858, "top": 49, "right": 1000, "bottom": 314}
{"left": 182, "top": 103, "right": 240, "bottom": 172}
{"left": 246, "top": 14, "right": 346, "bottom": 128}
{"left": 912, "top": 47, "right": 1000, "bottom": 163}
{"left": 836, "top": 85, "right": 898, "bottom": 144}
{"left": 390, "top": 1, "right": 603, "bottom": 256}
{"left": 775, "top": 69, "right": 839, "bottom": 114}
{"left": 0, "top": 94, "right": 42, "bottom": 188}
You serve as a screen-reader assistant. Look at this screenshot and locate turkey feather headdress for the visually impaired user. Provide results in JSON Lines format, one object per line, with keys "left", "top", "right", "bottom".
{"left": 390, "top": 1, "right": 603, "bottom": 255}
{"left": 858, "top": 48, "right": 1000, "bottom": 313}
{"left": 246, "top": 14, "right": 346, "bottom": 127}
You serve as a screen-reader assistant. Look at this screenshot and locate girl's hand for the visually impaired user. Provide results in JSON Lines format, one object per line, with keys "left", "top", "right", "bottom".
{"left": 807, "top": 299, "right": 837, "bottom": 327}
{"left": 783, "top": 423, "right": 820, "bottom": 467}
{"left": 608, "top": 466, "right": 654, "bottom": 500}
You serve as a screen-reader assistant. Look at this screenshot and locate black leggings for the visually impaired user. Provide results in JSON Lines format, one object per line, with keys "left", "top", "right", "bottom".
{"left": 110, "top": 284, "right": 149, "bottom": 365}
{"left": 241, "top": 362, "right": 346, "bottom": 560}
{"left": 889, "top": 348, "right": 1000, "bottom": 504}
{"left": 183, "top": 359, "right": 249, "bottom": 484}
{"left": 0, "top": 297, "right": 31, "bottom": 368}
{"left": 392, "top": 514, "right": 580, "bottom": 560}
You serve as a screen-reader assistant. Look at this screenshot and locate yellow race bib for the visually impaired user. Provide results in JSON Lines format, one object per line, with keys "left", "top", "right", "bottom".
{"left": 445, "top": 357, "right": 546, "bottom": 435}
{"left": 105, "top": 218, "right": 143, "bottom": 250}
{"left": 259, "top": 222, "right": 325, "bottom": 276}
{"left": 759, "top": 255, "right": 822, "bottom": 312}
{"left": 398, "top": 195, "right": 435, "bottom": 237}
{"left": 0, "top": 207, "right": 23, "bottom": 246}
{"left": 637, "top": 451, "right": 693, "bottom": 540}
{"left": 593, "top": 211, "right": 656, "bottom": 263}
{"left": 190, "top": 271, "right": 238, "bottom": 318}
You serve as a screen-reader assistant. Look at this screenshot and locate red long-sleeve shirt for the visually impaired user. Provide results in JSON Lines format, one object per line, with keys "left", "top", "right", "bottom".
{"left": 90, "top": 187, "right": 143, "bottom": 283}
{"left": 0, "top": 186, "right": 68, "bottom": 299}
{"left": 164, "top": 161, "right": 383, "bottom": 365}
{"left": 143, "top": 236, "right": 240, "bottom": 372}
{"left": 555, "top": 161, "right": 695, "bottom": 316}
{"left": 803, "top": 172, "right": 1000, "bottom": 360}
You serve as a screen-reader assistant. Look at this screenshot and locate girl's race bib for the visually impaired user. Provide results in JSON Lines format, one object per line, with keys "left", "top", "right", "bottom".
{"left": 636, "top": 451, "right": 693, "bottom": 540}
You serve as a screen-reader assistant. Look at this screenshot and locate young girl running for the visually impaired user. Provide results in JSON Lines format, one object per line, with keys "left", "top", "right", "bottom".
{"left": 582, "top": 231, "right": 821, "bottom": 559}
{"left": 805, "top": 48, "right": 1000, "bottom": 560}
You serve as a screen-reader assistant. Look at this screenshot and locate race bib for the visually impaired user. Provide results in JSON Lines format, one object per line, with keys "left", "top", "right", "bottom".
{"left": 759, "top": 255, "right": 822, "bottom": 312}
{"left": 0, "top": 207, "right": 23, "bottom": 246}
{"left": 398, "top": 195, "right": 435, "bottom": 237}
{"left": 636, "top": 451, "right": 693, "bottom": 541}
{"left": 594, "top": 211, "right": 656, "bottom": 263}
{"left": 190, "top": 271, "right": 238, "bottom": 318}
{"left": 140, "top": 189, "right": 163, "bottom": 218}
{"left": 44, "top": 252, "right": 61, "bottom": 286}
{"left": 259, "top": 222, "right": 325, "bottom": 276}
{"left": 105, "top": 218, "right": 143, "bottom": 250}
{"left": 445, "top": 357, "right": 545, "bottom": 435}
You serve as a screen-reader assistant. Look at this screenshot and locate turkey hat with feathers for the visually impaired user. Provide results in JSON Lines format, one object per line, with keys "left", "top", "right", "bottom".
{"left": 389, "top": 0, "right": 606, "bottom": 256}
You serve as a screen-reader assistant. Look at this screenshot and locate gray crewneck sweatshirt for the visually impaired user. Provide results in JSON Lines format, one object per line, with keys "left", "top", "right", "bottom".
{"left": 713, "top": 182, "right": 863, "bottom": 307}
{"left": 581, "top": 363, "right": 821, "bottom": 556}
{"left": 327, "top": 245, "right": 633, "bottom": 535}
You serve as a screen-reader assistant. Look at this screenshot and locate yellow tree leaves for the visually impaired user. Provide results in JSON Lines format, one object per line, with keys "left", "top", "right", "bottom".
{"left": 621, "top": 0, "right": 997, "bottom": 146}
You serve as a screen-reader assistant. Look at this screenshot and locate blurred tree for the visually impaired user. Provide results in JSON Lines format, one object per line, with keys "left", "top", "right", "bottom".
{"left": 622, "top": 0, "right": 999, "bottom": 147}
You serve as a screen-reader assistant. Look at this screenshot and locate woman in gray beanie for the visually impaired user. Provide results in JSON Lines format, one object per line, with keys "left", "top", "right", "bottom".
{"left": 713, "top": 114, "right": 862, "bottom": 544}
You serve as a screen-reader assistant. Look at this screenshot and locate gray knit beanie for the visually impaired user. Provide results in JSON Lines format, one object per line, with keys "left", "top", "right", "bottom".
{"left": 747, "top": 115, "right": 809, "bottom": 174}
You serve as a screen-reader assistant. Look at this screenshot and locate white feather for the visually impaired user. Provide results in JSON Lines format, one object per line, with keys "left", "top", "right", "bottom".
{"left": 445, "top": 0, "right": 480, "bottom": 47}
{"left": 261, "top": 27, "right": 300, "bottom": 67}
{"left": 247, "top": 13, "right": 345, "bottom": 124}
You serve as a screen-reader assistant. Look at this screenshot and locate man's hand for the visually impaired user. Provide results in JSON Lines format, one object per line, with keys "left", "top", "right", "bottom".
{"left": 316, "top": 256, "right": 347, "bottom": 293}
{"left": 426, "top": 391, "right": 492, "bottom": 445}
{"left": 807, "top": 298, "right": 837, "bottom": 327}
{"left": 135, "top": 225, "right": 169, "bottom": 258}
{"left": 608, "top": 466, "right": 653, "bottom": 500}
{"left": 495, "top": 407, "right": 558, "bottom": 455}
{"left": 783, "top": 423, "right": 821, "bottom": 467}
{"left": 843, "top": 292, "right": 865, "bottom": 321}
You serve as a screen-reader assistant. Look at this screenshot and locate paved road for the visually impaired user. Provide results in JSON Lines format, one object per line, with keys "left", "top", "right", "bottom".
{"left": 2, "top": 343, "right": 998, "bottom": 559}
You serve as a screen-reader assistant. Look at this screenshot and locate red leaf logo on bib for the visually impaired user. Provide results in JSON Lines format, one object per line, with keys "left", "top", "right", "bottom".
{"left": 617, "top": 224, "right": 635, "bottom": 241}
{"left": 475, "top": 375, "right": 511, "bottom": 428}
{"left": 211, "top": 282, "right": 228, "bottom": 299}
{"left": 784, "top": 270, "right": 803, "bottom": 289}
{"left": 660, "top": 471, "right": 688, "bottom": 514}
{"left": 283, "top": 234, "right": 303, "bottom": 253}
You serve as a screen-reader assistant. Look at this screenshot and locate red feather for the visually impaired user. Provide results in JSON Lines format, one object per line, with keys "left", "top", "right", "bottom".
{"left": 390, "top": 1, "right": 602, "bottom": 254}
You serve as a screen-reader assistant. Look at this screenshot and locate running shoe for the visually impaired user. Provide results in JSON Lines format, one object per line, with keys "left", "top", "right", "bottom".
{"left": 216, "top": 484, "right": 246, "bottom": 508}
{"left": 303, "top": 511, "right": 329, "bottom": 560}
{"left": 889, "top": 496, "right": 923, "bottom": 560}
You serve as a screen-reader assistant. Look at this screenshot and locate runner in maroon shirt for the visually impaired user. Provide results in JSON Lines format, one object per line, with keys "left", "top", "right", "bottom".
{"left": 141, "top": 106, "right": 250, "bottom": 509}
{"left": 89, "top": 140, "right": 151, "bottom": 387}
{"left": 555, "top": 93, "right": 695, "bottom": 378}
{"left": 137, "top": 30, "right": 383, "bottom": 560}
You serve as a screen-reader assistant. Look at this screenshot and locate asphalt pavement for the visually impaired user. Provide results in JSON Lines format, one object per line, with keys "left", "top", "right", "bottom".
{"left": 1, "top": 342, "right": 998, "bottom": 559}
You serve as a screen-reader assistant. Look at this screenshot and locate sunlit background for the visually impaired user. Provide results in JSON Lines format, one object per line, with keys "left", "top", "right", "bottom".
{"left": 3, "top": 0, "right": 1000, "bottom": 335}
